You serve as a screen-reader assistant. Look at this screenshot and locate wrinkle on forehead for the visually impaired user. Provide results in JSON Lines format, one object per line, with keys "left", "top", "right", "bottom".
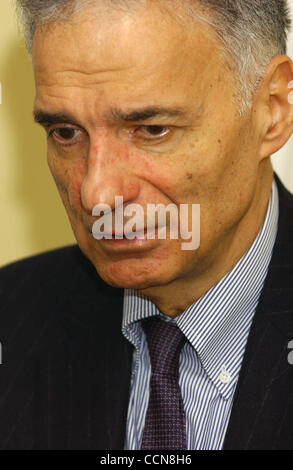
{"left": 36, "top": 69, "right": 132, "bottom": 89}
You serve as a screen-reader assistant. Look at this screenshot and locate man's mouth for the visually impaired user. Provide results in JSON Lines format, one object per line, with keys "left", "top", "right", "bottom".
{"left": 95, "top": 225, "right": 166, "bottom": 253}
{"left": 104, "top": 226, "right": 157, "bottom": 239}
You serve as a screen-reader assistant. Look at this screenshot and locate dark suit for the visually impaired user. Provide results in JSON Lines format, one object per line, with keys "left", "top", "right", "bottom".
{"left": 0, "top": 173, "right": 293, "bottom": 450}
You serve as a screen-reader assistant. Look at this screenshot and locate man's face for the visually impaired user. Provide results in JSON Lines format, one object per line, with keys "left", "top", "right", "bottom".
{"left": 33, "top": 3, "right": 260, "bottom": 290}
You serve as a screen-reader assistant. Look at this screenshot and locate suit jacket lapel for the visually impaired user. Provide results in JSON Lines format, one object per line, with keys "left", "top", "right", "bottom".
{"left": 103, "top": 316, "right": 133, "bottom": 449}
{"left": 223, "top": 174, "right": 293, "bottom": 449}
{"left": 50, "top": 255, "right": 133, "bottom": 450}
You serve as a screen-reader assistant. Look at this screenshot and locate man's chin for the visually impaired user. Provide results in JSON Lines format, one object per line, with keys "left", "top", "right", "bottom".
{"left": 95, "top": 269, "right": 163, "bottom": 290}
{"left": 92, "top": 260, "right": 171, "bottom": 291}
{"left": 79, "top": 240, "right": 176, "bottom": 290}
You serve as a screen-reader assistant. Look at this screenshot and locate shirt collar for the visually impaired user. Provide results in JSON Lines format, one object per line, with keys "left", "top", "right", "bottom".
{"left": 122, "top": 179, "right": 279, "bottom": 399}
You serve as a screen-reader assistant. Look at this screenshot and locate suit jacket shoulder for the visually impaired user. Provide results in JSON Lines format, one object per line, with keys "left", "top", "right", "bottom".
{"left": 0, "top": 245, "right": 132, "bottom": 449}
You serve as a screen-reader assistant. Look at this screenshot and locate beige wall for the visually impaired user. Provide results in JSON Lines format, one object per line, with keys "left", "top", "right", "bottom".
{"left": 1, "top": 1, "right": 293, "bottom": 267}
{"left": 0, "top": 1, "right": 75, "bottom": 267}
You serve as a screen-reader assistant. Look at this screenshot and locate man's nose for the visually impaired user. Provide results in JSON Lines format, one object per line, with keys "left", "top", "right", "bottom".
{"left": 80, "top": 136, "right": 140, "bottom": 214}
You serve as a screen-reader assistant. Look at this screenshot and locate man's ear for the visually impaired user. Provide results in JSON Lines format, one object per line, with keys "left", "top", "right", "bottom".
{"left": 257, "top": 55, "right": 293, "bottom": 161}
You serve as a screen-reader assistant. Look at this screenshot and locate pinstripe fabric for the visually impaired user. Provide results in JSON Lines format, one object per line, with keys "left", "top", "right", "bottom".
{"left": 122, "top": 179, "right": 279, "bottom": 450}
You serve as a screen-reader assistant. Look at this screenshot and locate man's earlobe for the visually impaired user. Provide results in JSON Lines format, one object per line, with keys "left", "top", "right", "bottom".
{"left": 259, "top": 56, "right": 293, "bottom": 160}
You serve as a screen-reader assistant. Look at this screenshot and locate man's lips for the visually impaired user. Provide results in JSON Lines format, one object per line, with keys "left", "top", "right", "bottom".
{"left": 93, "top": 226, "right": 164, "bottom": 254}
{"left": 102, "top": 226, "right": 158, "bottom": 239}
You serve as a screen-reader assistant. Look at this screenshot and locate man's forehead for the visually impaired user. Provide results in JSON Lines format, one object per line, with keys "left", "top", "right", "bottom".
{"left": 32, "top": 2, "right": 218, "bottom": 79}
{"left": 32, "top": 2, "right": 223, "bottom": 128}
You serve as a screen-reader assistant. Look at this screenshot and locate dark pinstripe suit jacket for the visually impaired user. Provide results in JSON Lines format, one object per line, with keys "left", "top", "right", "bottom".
{"left": 0, "top": 174, "right": 293, "bottom": 450}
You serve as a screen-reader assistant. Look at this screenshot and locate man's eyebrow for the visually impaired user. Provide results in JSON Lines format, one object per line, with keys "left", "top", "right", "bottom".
{"left": 33, "top": 110, "right": 79, "bottom": 126}
{"left": 109, "top": 106, "right": 188, "bottom": 122}
{"left": 33, "top": 105, "right": 194, "bottom": 127}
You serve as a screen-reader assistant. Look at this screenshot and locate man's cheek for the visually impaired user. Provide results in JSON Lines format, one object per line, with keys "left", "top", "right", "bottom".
{"left": 48, "top": 156, "right": 86, "bottom": 214}
{"left": 67, "top": 166, "right": 85, "bottom": 213}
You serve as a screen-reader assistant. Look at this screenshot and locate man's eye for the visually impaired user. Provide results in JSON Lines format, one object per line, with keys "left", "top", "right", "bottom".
{"left": 48, "top": 127, "right": 82, "bottom": 144}
{"left": 134, "top": 125, "right": 170, "bottom": 140}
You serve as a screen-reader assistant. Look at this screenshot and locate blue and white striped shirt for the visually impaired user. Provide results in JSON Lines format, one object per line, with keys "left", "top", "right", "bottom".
{"left": 122, "top": 179, "right": 279, "bottom": 450}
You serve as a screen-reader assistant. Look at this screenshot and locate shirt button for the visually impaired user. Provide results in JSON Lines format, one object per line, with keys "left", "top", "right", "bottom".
{"left": 219, "top": 370, "right": 231, "bottom": 384}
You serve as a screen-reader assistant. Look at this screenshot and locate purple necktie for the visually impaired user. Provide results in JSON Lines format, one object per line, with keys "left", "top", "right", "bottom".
{"left": 140, "top": 316, "right": 187, "bottom": 450}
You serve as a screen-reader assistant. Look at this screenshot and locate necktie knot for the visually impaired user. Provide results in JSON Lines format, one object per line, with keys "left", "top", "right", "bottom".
{"left": 142, "top": 317, "right": 186, "bottom": 376}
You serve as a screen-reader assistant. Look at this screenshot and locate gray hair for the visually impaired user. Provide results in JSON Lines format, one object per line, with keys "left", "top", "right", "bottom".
{"left": 15, "top": 0, "right": 292, "bottom": 116}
